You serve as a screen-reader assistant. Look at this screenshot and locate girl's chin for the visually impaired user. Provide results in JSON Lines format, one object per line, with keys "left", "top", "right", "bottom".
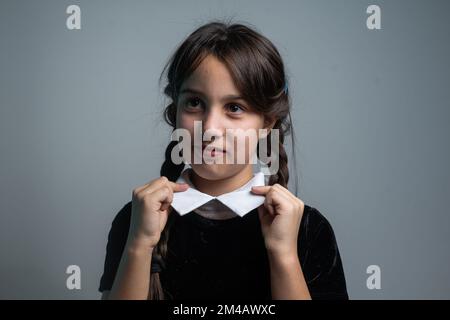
{"left": 191, "top": 163, "right": 229, "bottom": 173}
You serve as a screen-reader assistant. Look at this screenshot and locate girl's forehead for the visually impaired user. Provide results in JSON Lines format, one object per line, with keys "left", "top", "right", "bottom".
{"left": 181, "top": 56, "right": 240, "bottom": 95}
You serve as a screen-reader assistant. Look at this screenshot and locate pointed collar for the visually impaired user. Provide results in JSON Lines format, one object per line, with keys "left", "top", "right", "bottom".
{"left": 171, "top": 167, "right": 266, "bottom": 217}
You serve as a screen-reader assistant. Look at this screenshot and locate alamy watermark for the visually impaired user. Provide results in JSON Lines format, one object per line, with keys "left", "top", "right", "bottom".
{"left": 170, "top": 121, "right": 280, "bottom": 176}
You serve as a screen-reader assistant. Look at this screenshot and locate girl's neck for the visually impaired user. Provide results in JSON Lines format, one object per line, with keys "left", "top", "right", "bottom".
{"left": 190, "top": 165, "right": 254, "bottom": 196}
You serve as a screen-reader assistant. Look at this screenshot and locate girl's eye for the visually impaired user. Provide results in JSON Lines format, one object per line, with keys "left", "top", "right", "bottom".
{"left": 227, "top": 104, "right": 244, "bottom": 114}
{"left": 185, "top": 97, "right": 202, "bottom": 110}
{"left": 183, "top": 98, "right": 244, "bottom": 115}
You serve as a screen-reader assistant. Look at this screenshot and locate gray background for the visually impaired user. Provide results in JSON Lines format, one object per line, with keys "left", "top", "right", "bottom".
{"left": 1, "top": 0, "right": 449, "bottom": 299}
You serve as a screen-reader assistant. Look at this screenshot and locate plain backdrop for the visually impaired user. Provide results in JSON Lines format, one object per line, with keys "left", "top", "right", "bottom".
{"left": 1, "top": 0, "right": 449, "bottom": 299}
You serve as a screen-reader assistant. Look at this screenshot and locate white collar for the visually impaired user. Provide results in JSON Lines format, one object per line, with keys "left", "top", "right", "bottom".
{"left": 171, "top": 167, "right": 266, "bottom": 217}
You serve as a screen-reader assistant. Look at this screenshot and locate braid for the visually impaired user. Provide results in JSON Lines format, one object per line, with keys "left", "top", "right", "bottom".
{"left": 149, "top": 139, "right": 184, "bottom": 300}
{"left": 268, "top": 128, "right": 289, "bottom": 188}
{"left": 160, "top": 139, "right": 185, "bottom": 182}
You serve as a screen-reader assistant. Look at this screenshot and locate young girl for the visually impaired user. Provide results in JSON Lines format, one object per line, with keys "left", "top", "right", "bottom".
{"left": 99, "top": 21, "right": 349, "bottom": 300}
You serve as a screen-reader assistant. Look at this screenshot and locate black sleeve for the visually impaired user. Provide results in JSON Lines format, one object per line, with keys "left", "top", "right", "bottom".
{"left": 299, "top": 206, "right": 349, "bottom": 300}
{"left": 98, "top": 201, "right": 132, "bottom": 293}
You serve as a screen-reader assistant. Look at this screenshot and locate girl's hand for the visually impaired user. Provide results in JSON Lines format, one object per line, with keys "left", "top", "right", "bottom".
{"left": 251, "top": 184, "right": 305, "bottom": 258}
{"left": 128, "top": 176, "right": 189, "bottom": 250}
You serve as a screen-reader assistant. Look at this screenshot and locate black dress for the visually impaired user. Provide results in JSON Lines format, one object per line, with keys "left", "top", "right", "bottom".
{"left": 99, "top": 201, "right": 349, "bottom": 300}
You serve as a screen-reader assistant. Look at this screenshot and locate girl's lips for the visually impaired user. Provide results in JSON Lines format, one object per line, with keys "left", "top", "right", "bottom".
{"left": 201, "top": 144, "right": 226, "bottom": 153}
{"left": 210, "top": 149, "right": 224, "bottom": 156}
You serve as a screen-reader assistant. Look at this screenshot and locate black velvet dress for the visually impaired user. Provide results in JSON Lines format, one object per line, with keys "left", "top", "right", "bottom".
{"left": 99, "top": 201, "right": 349, "bottom": 300}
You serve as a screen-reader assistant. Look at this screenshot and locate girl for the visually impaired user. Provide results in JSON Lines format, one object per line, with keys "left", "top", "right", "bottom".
{"left": 99, "top": 21, "right": 349, "bottom": 300}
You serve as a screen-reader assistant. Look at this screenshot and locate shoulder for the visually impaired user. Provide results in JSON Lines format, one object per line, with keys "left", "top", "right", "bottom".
{"left": 298, "top": 204, "right": 349, "bottom": 299}
{"left": 107, "top": 201, "right": 132, "bottom": 238}
{"left": 300, "top": 204, "right": 338, "bottom": 244}
{"left": 98, "top": 201, "right": 132, "bottom": 293}
{"left": 112, "top": 201, "right": 132, "bottom": 224}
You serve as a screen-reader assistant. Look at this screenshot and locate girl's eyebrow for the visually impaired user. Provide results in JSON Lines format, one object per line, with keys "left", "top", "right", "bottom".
{"left": 180, "top": 87, "right": 246, "bottom": 102}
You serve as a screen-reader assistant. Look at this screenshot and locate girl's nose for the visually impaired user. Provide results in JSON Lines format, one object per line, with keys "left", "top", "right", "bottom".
{"left": 202, "top": 107, "right": 225, "bottom": 136}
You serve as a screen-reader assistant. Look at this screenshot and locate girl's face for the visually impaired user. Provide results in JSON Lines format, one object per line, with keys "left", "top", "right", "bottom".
{"left": 176, "top": 54, "right": 272, "bottom": 181}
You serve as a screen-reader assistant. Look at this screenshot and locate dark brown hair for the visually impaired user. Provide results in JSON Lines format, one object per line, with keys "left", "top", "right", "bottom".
{"left": 150, "top": 20, "right": 298, "bottom": 299}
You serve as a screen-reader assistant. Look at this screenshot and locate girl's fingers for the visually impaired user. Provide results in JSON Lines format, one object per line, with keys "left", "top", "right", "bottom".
{"left": 272, "top": 184, "right": 304, "bottom": 213}
{"left": 134, "top": 177, "right": 168, "bottom": 196}
{"left": 271, "top": 183, "right": 293, "bottom": 199}
{"left": 258, "top": 183, "right": 295, "bottom": 202}
{"left": 252, "top": 186, "right": 277, "bottom": 215}
{"left": 263, "top": 195, "right": 275, "bottom": 216}
{"left": 133, "top": 178, "right": 188, "bottom": 211}
{"left": 257, "top": 204, "right": 271, "bottom": 220}
{"left": 253, "top": 185, "right": 297, "bottom": 216}
{"left": 272, "top": 184, "right": 301, "bottom": 209}
{"left": 168, "top": 181, "right": 190, "bottom": 192}
{"left": 251, "top": 186, "right": 273, "bottom": 214}
{"left": 160, "top": 194, "right": 172, "bottom": 212}
{"left": 276, "top": 185, "right": 301, "bottom": 205}
{"left": 251, "top": 185, "right": 271, "bottom": 195}
{"left": 133, "top": 182, "right": 150, "bottom": 195}
{"left": 159, "top": 183, "right": 189, "bottom": 210}
{"left": 265, "top": 188, "right": 289, "bottom": 216}
{"left": 151, "top": 187, "right": 173, "bottom": 210}
{"left": 140, "top": 177, "right": 189, "bottom": 196}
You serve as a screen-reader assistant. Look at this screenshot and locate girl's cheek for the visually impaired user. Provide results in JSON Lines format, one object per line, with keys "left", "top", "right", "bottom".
{"left": 226, "top": 131, "right": 259, "bottom": 164}
{"left": 178, "top": 113, "right": 196, "bottom": 132}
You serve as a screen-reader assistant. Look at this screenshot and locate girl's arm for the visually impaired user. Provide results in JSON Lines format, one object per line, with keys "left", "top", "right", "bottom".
{"left": 251, "top": 185, "right": 311, "bottom": 299}
{"left": 268, "top": 251, "right": 311, "bottom": 300}
{"left": 100, "top": 178, "right": 188, "bottom": 300}
{"left": 106, "top": 239, "right": 153, "bottom": 300}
